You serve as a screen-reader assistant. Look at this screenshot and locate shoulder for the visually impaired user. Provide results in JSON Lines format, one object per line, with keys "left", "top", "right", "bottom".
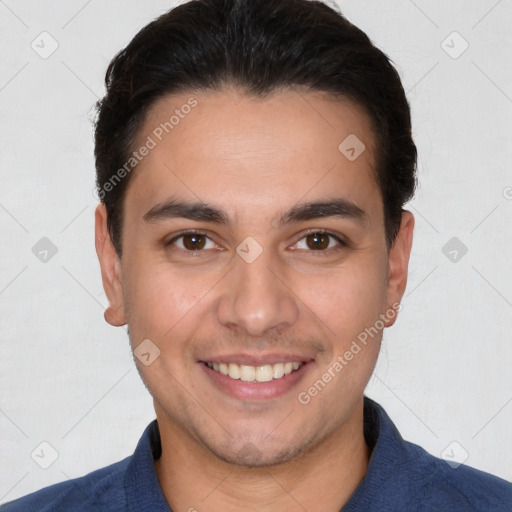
{"left": 0, "top": 457, "right": 131, "bottom": 512}
{"left": 359, "top": 398, "right": 512, "bottom": 512}
{"left": 401, "top": 440, "right": 512, "bottom": 511}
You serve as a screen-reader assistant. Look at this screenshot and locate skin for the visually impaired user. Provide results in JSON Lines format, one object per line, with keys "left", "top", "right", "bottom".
{"left": 95, "top": 87, "right": 414, "bottom": 512}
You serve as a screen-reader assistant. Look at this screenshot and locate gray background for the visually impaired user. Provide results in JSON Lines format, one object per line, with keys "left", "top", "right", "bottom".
{"left": 1, "top": 0, "right": 511, "bottom": 503}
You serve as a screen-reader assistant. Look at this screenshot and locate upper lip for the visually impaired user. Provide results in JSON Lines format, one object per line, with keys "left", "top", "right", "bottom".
{"left": 199, "top": 353, "right": 315, "bottom": 366}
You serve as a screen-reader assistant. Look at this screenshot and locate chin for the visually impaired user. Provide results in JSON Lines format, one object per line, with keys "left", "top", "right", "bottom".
{"left": 210, "top": 437, "right": 308, "bottom": 468}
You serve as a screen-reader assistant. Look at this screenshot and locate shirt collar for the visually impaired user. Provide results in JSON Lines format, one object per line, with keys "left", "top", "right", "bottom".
{"left": 342, "top": 396, "right": 409, "bottom": 511}
{"left": 124, "top": 419, "right": 171, "bottom": 512}
{"left": 123, "top": 396, "right": 401, "bottom": 511}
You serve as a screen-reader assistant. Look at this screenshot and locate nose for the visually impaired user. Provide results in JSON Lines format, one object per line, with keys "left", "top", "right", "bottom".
{"left": 216, "top": 242, "right": 300, "bottom": 337}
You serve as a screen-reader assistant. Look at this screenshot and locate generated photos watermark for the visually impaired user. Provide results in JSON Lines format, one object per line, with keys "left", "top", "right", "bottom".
{"left": 95, "top": 97, "right": 198, "bottom": 201}
{"left": 297, "top": 301, "right": 402, "bottom": 405}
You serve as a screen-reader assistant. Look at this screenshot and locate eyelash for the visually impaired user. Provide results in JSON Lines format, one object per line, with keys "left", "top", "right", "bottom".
{"left": 165, "top": 229, "right": 348, "bottom": 255}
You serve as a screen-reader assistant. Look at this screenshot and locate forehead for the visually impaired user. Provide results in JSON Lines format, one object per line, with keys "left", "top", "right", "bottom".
{"left": 125, "top": 88, "right": 381, "bottom": 225}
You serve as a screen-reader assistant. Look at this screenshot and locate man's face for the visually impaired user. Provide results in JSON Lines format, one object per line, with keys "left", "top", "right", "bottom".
{"left": 96, "top": 88, "right": 413, "bottom": 466}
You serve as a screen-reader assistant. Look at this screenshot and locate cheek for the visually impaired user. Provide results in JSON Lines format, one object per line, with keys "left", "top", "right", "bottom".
{"left": 295, "top": 261, "right": 387, "bottom": 406}
{"left": 298, "top": 256, "right": 388, "bottom": 344}
{"left": 122, "top": 259, "right": 211, "bottom": 344}
{"left": 122, "top": 264, "right": 213, "bottom": 392}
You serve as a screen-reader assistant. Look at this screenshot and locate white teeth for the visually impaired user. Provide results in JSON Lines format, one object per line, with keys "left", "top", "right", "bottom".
{"left": 240, "top": 365, "right": 256, "bottom": 382}
{"left": 228, "top": 363, "right": 241, "bottom": 379}
{"left": 206, "top": 361, "right": 303, "bottom": 382}
{"left": 256, "top": 365, "right": 274, "bottom": 382}
{"left": 272, "top": 363, "right": 285, "bottom": 379}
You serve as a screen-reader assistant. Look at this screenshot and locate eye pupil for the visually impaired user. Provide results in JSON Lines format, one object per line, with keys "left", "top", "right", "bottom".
{"left": 307, "top": 233, "right": 329, "bottom": 250}
{"left": 183, "top": 234, "right": 206, "bottom": 250}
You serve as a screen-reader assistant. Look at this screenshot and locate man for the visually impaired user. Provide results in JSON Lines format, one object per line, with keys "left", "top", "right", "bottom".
{"left": 2, "top": 0, "right": 511, "bottom": 510}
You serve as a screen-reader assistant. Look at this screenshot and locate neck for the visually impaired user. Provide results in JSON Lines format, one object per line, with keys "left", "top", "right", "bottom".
{"left": 154, "top": 398, "right": 370, "bottom": 512}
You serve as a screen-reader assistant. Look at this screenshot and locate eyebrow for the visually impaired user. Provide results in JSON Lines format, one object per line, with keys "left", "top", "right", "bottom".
{"left": 143, "top": 197, "right": 369, "bottom": 227}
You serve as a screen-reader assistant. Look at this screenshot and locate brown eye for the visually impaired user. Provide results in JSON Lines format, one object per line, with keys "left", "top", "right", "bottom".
{"left": 305, "top": 232, "right": 331, "bottom": 250}
{"left": 294, "top": 231, "right": 345, "bottom": 252}
{"left": 181, "top": 234, "right": 207, "bottom": 250}
{"left": 167, "top": 232, "right": 215, "bottom": 252}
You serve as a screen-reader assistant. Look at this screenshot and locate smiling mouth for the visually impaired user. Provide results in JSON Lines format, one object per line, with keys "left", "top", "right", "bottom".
{"left": 204, "top": 361, "right": 304, "bottom": 383}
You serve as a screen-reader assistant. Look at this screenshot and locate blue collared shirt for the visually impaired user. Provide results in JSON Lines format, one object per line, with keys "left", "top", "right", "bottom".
{"left": 2, "top": 397, "right": 511, "bottom": 511}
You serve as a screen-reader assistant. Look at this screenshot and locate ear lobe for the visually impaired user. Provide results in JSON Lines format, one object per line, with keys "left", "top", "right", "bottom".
{"left": 95, "top": 204, "right": 127, "bottom": 327}
{"left": 385, "top": 211, "right": 414, "bottom": 327}
{"left": 104, "top": 304, "right": 126, "bottom": 327}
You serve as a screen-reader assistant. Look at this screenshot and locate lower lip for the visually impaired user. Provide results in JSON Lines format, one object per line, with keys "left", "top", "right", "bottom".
{"left": 199, "top": 362, "right": 313, "bottom": 401}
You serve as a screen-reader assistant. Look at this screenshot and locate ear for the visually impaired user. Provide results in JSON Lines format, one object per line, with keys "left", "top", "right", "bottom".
{"left": 95, "top": 204, "right": 126, "bottom": 327}
{"left": 384, "top": 210, "right": 414, "bottom": 327}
